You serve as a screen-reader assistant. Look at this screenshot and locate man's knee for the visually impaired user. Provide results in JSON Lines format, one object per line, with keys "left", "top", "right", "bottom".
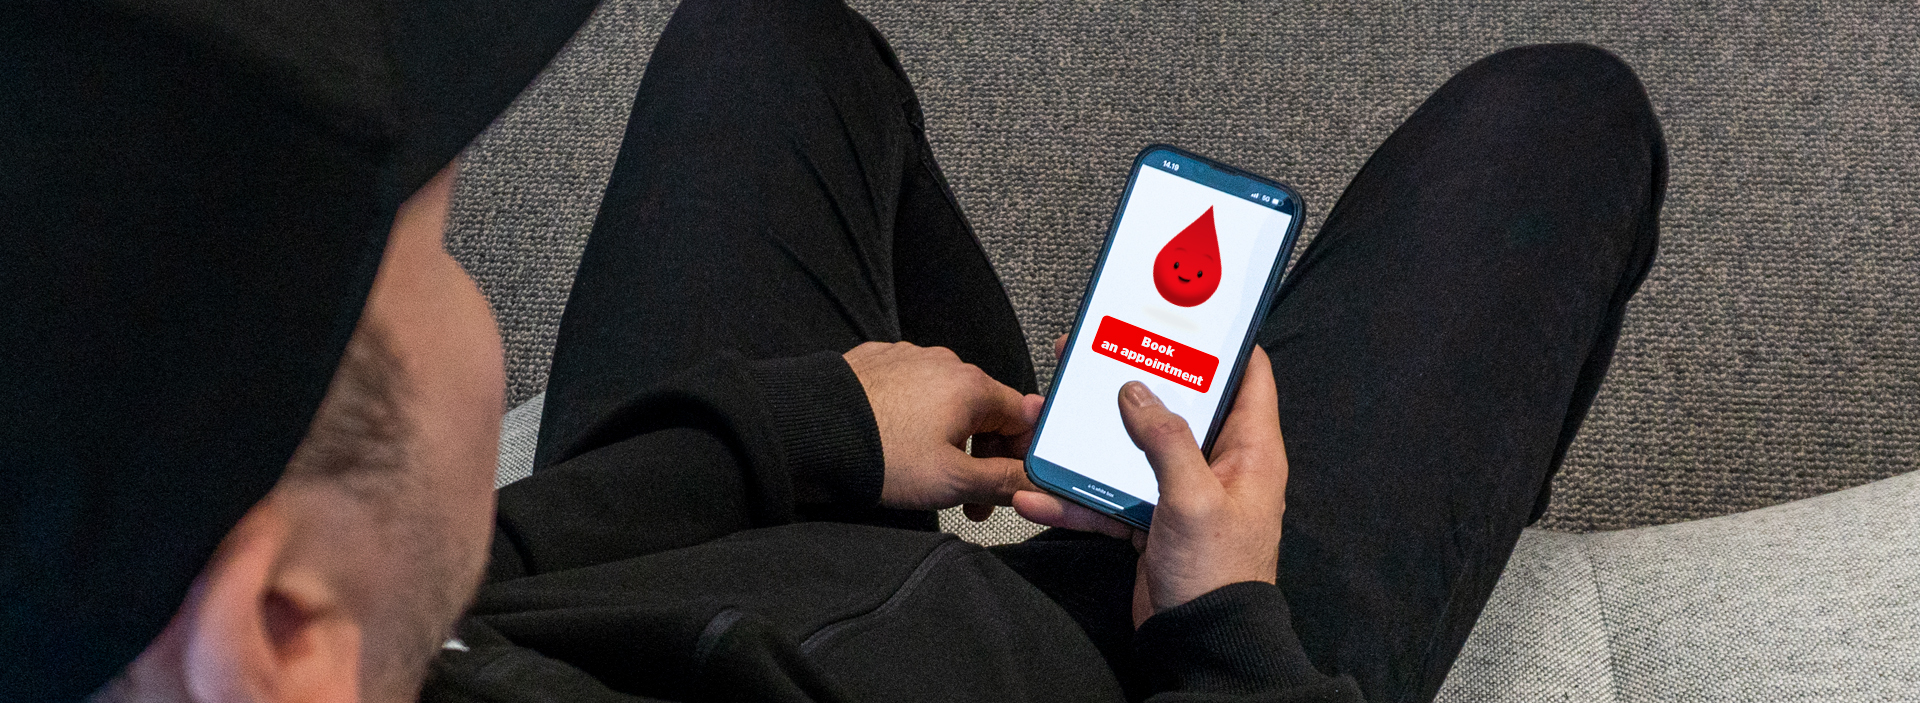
{"left": 1447, "top": 43, "right": 1655, "bottom": 121}
{"left": 654, "top": 0, "right": 903, "bottom": 110}
{"left": 667, "top": 0, "right": 865, "bottom": 57}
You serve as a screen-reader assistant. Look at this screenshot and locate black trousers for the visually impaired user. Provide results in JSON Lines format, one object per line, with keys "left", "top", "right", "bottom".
{"left": 535, "top": 0, "right": 1667, "bottom": 701}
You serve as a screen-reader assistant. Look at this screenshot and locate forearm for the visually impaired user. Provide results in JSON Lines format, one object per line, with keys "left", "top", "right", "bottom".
{"left": 487, "top": 351, "right": 885, "bottom": 580}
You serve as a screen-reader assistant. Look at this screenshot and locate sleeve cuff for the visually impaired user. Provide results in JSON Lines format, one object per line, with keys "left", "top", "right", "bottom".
{"left": 745, "top": 351, "right": 885, "bottom": 507}
{"left": 1134, "top": 581, "right": 1336, "bottom": 695}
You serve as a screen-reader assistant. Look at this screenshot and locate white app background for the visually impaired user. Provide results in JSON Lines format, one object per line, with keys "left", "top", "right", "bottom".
{"left": 1033, "top": 165, "right": 1294, "bottom": 504}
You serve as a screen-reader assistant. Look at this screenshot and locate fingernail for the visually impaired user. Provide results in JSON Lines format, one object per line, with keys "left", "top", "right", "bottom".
{"left": 1121, "top": 381, "right": 1161, "bottom": 410}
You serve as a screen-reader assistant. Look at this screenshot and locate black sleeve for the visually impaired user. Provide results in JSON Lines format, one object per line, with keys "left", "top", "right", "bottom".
{"left": 485, "top": 350, "right": 884, "bottom": 581}
{"left": 744, "top": 353, "right": 886, "bottom": 506}
{"left": 1135, "top": 582, "right": 1366, "bottom": 702}
{"left": 424, "top": 620, "right": 663, "bottom": 703}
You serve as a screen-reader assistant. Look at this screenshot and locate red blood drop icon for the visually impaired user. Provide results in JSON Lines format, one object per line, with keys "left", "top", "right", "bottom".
{"left": 1153, "top": 207, "right": 1222, "bottom": 307}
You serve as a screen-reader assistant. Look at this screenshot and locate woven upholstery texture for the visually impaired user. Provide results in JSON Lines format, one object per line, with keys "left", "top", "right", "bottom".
{"left": 1431, "top": 530, "right": 1616, "bottom": 701}
{"left": 448, "top": 0, "right": 1920, "bottom": 535}
{"left": 494, "top": 394, "right": 545, "bottom": 489}
{"left": 1435, "top": 469, "right": 1920, "bottom": 702}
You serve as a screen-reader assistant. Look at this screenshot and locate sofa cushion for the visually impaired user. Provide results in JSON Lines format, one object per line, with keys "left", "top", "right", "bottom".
{"left": 1440, "top": 469, "right": 1920, "bottom": 702}
{"left": 494, "top": 391, "right": 545, "bottom": 489}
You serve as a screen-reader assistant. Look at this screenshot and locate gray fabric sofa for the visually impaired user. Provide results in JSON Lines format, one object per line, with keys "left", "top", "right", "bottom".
{"left": 456, "top": 0, "right": 1920, "bottom": 698}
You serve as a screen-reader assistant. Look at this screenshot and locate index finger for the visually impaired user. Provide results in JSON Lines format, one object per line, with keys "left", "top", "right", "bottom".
{"left": 948, "top": 453, "right": 1040, "bottom": 506}
{"left": 1013, "top": 490, "right": 1135, "bottom": 540}
{"left": 966, "top": 375, "right": 1036, "bottom": 441}
{"left": 971, "top": 393, "right": 1045, "bottom": 459}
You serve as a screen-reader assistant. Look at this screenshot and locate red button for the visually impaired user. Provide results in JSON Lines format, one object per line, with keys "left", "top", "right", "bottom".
{"left": 1088, "top": 316, "right": 1219, "bottom": 393}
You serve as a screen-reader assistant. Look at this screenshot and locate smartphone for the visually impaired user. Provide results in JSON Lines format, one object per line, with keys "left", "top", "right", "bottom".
{"left": 1025, "top": 145, "right": 1304, "bottom": 530}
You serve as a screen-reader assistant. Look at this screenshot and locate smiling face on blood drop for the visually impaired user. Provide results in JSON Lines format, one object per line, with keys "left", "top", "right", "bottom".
{"left": 1152, "top": 206, "right": 1222, "bottom": 307}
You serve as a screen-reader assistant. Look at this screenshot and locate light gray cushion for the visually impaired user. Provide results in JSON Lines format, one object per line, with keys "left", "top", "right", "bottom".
{"left": 493, "top": 392, "right": 545, "bottom": 489}
{"left": 1439, "top": 469, "right": 1920, "bottom": 702}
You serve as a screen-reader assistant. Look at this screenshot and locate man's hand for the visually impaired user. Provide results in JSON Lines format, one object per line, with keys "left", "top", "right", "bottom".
{"left": 1014, "top": 343, "right": 1288, "bottom": 627}
{"left": 844, "top": 341, "right": 1045, "bottom": 516}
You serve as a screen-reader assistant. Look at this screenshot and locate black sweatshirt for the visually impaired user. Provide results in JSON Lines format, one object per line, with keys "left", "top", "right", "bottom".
{"left": 423, "top": 352, "right": 1363, "bottom": 702}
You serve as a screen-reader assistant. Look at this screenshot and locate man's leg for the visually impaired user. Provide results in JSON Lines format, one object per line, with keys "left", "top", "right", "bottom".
{"left": 1259, "top": 44, "right": 1667, "bottom": 702}
{"left": 533, "top": 0, "right": 1033, "bottom": 515}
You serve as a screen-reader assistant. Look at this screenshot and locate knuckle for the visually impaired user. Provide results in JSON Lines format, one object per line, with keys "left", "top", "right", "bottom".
{"left": 966, "top": 364, "right": 996, "bottom": 390}
{"left": 999, "top": 466, "right": 1024, "bottom": 495}
{"left": 1145, "top": 415, "right": 1192, "bottom": 443}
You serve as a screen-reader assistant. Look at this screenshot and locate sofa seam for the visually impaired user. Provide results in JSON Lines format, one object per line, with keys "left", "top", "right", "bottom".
{"left": 1577, "top": 536, "right": 1627, "bottom": 703}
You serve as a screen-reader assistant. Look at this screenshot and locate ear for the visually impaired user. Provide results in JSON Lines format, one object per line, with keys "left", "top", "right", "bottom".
{"left": 180, "top": 493, "right": 362, "bottom": 703}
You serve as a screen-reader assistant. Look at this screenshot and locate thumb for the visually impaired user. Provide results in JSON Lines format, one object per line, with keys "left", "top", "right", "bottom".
{"left": 1116, "top": 381, "right": 1218, "bottom": 506}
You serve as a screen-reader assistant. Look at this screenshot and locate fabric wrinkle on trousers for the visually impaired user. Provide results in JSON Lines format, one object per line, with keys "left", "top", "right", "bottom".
{"left": 531, "top": 0, "right": 1668, "bottom": 700}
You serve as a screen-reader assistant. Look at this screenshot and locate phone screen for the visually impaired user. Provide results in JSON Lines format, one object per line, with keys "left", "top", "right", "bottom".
{"left": 1028, "top": 147, "right": 1300, "bottom": 523}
